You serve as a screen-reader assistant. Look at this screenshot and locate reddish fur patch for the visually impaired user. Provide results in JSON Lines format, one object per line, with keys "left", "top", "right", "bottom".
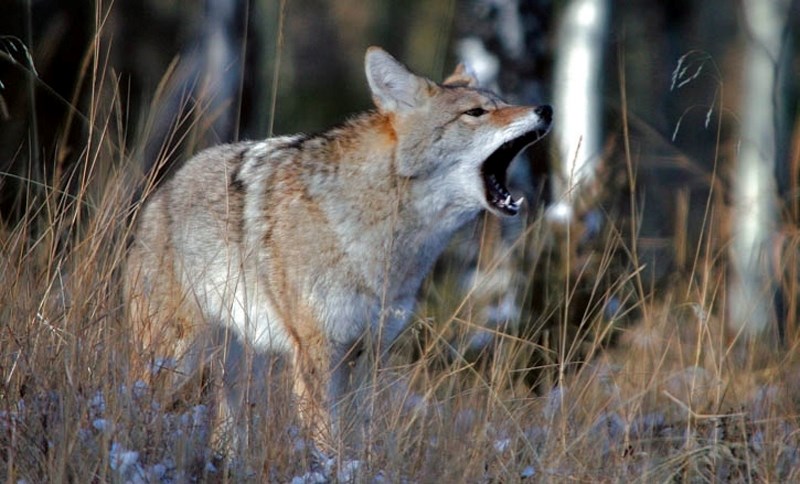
{"left": 376, "top": 112, "right": 397, "bottom": 144}
{"left": 326, "top": 112, "right": 397, "bottom": 158}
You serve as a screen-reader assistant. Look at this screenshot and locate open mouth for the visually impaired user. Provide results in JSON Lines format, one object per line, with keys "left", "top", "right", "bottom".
{"left": 481, "top": 128, "right": 549, "bottom": 216}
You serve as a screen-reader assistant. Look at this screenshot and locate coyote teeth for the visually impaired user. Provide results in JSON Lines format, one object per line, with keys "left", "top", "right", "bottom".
{"left": 515, "top": 196, "right": 524, "bottom": 207}
{"left": 504, "top": 195, "right": 512, "bottom": 206}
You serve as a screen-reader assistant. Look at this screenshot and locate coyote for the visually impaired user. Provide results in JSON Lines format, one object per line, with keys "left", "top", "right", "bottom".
{"left": 125, "top": 46, "right": 552, "bottom": 452}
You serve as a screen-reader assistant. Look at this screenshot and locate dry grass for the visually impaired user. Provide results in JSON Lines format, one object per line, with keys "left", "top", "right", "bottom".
{"left": 3, "top": 11, "right": 800, "bottom": 484}
{"left": 4, "top": 165, "right": 800, "bottom": 482}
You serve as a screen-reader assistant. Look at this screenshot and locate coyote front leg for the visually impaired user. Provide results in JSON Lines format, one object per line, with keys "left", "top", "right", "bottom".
{"left": 290, "top": 328, "right": 355, "bottom": 454}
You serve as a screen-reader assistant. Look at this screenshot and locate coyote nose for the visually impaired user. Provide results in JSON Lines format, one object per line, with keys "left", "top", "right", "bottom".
{"left": 535, "top": 105, "right": 553, "bottom": 124}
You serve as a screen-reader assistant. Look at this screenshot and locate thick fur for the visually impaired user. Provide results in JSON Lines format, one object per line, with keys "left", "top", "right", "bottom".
{"left": 125, "top": 47, "right": 552, "bottom": 452}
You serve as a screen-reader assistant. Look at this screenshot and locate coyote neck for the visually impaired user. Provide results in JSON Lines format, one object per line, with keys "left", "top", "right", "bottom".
{"left": 307, "top": 113, "right": 469, "bottom": 297}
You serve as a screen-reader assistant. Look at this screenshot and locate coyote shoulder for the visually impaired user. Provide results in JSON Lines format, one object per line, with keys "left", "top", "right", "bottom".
{"left": 125, "top": 46, "right": 552, "bottom": 451}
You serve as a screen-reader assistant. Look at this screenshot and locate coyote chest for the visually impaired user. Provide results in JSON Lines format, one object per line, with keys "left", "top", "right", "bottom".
{"left": 125, "top": 46, "right": 552, "bottom": 452}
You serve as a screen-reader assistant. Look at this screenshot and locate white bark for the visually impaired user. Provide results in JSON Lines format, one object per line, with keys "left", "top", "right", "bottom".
{"left": 728, "top": 0, "right": 791, "bottom": 335}
{"left": 548, "top": 0, "right": 609, "bottom": 225}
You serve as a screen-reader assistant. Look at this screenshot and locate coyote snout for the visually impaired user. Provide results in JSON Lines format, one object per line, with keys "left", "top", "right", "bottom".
{"left": 125, "top": 46, "right": 552, "bottom": 454}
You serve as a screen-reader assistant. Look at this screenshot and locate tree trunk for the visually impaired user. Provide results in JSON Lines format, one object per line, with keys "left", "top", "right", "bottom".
{"left": 728, "top": 0, "right": 794, "bottom": 338}
{"left": 547, "top": 0, "right": 609, "bottom": 226}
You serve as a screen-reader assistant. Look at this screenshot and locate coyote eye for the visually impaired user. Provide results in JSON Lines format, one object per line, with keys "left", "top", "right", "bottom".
{"left": 463, "top": 107, "right": 487, "bottom": 117}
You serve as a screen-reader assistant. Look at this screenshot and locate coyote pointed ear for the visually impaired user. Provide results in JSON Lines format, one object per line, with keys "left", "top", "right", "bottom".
{"left": 365, "top": 47, "right": 432, "bottom": 113}
{"left": 443, "top": 63, "right": 479, "bottom": 87}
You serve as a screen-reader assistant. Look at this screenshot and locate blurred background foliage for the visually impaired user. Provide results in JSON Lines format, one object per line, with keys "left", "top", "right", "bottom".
{"left": 1, "top": 1, "right": 794, "bottom": 211}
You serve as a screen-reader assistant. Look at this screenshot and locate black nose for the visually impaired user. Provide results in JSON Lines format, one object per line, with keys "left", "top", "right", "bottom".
{"left": 535, "top": 105, "right": 553, "bottom": 124}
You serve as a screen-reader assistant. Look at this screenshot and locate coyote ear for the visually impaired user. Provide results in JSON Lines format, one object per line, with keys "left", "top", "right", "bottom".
{"left": 365, "top": 47, "right": 431, "bottom": 112}
{"left": 443, "top": 63, "right": 479, "bottom": 87}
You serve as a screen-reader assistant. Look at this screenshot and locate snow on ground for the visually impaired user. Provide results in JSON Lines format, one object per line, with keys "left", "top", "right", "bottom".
{"left": 3, "top": 373, "right": 800, "bottom": 481}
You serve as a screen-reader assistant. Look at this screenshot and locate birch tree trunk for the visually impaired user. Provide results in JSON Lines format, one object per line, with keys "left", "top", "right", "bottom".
{"left": 548, "top": 0, "right": 609, "bottom": 225}
{"left": 728, "top": 0, "right": 793, "bottom": 338}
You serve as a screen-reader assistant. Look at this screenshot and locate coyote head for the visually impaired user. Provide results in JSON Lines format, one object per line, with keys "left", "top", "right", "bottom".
{"left": 365, "top": 47, "right": 552, "bottom": 218}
